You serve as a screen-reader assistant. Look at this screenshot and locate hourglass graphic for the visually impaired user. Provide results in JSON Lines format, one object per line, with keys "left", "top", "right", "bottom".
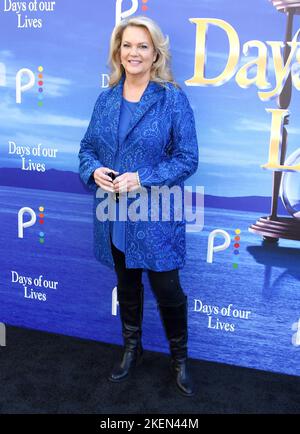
{"left": 249, "top": 1, "right": 300, "bottom": 242}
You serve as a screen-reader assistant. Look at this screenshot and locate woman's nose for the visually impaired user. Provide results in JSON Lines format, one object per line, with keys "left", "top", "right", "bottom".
{"left": 129, "top": 46, "right": 139, "bottom": 55}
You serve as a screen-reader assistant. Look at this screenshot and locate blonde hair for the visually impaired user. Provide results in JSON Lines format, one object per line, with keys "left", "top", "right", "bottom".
{"left": 107, "top": 15, "right": 179, "bottom": 88}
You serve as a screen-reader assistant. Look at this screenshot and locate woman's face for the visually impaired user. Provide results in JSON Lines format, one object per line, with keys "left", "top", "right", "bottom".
{"left": 120, "top": 25, "right": 157, "bottom": 81}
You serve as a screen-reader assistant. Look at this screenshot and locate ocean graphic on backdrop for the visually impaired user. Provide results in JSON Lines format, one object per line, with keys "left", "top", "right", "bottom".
{"left": 0, "top": 184, "right": 299, "bottom": 376}
{"left": 1, "top": 0, "right": 300, "bottom": 376}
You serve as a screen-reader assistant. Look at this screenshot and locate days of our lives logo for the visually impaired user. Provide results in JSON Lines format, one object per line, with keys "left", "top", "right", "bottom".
{"left": 112, "top": 2, "right": 300, "bottom": 174}
{"left": 3, "top": 0, "right": 56, "bottom": 28}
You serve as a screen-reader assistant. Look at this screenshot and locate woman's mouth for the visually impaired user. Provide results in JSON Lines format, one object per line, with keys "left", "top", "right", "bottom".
{"left": 128, "top": 60, "right": 142, "bottom": 65}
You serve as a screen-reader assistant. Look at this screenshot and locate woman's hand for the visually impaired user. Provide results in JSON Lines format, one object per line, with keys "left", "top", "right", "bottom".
{"left": 113, "top": 172, "right": 140, "bottom": 193}
{"left": 93, "top": 167, "right": 119, "bottom": 192}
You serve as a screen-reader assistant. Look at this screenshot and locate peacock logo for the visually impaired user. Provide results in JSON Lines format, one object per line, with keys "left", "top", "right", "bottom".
{"left": 115, "top": 0, "right": 150, "bottom": 25}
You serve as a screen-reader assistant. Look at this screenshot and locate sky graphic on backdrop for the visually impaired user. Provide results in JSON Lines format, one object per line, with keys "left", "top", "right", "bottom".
{"left": 0, "top": 0, "right": 300, "bottom": 196}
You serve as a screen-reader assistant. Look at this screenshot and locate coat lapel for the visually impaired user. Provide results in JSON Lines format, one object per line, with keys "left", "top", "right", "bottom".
{"left": 109, "top": 74, "right": 165, "bottom": 148}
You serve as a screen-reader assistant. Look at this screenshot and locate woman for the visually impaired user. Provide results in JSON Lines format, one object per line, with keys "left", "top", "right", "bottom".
{"left": 78, "top": 16, "right": 198, "bottom": 397}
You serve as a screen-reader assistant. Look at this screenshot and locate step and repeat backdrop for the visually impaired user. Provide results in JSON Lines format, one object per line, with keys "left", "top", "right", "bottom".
{"left": 1, "top": 0, "right": 300, "bottom": 376}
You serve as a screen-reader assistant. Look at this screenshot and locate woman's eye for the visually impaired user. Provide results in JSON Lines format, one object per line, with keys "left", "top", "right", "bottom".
{"left": 122, "top": 44, "right": 148, "bottom": 49}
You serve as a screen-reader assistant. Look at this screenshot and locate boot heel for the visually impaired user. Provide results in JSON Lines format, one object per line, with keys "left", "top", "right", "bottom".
{"left": 108, "top": 347, "right": 143, "bottom": 383}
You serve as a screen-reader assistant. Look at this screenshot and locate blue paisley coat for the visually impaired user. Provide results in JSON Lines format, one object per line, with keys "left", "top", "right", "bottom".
{"left": 78, "top": 74, "right": 199, "bottom": 271}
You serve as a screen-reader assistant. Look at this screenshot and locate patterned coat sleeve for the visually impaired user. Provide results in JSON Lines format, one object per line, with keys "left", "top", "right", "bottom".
{"left": 138, "top": 89, "right": 199, "bottom": 187}
{"left": 78, "top": 94, "right": 103, "bottom": 191}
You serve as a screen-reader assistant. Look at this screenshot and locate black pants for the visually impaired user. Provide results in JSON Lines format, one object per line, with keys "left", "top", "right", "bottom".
{"left": 111, "top": 241, "right": 186, "bottom": 306}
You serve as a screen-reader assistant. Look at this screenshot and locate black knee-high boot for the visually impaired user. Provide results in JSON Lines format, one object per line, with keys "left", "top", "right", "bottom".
{"left": 108, "top": 284, "right": 144, "bottom": 382}
{"left": 158, "top": 295, "right": 194, "bottom": 396}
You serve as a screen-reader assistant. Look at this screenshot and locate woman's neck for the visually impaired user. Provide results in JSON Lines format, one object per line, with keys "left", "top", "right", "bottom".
{"left": 124, "top": 73, "right": 150, "bottom": 90}
{"left": 123, "top": 74, "right": 150, "bottom": 102}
